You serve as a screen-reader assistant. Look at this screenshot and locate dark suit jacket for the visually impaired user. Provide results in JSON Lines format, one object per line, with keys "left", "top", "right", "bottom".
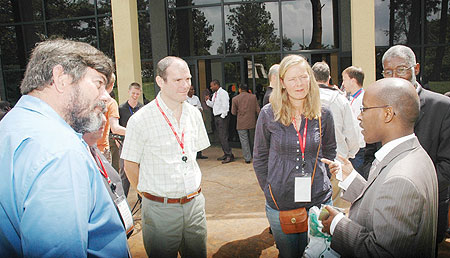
{"left": 332, "top": 137, "right": 438, "bottom": 258}
{"left": 415, "top": 85, "right": 450, "bottom": 202}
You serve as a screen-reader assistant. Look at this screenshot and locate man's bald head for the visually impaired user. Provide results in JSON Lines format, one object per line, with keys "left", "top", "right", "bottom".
{"left": 369, "top": 78, "right": 419, "bottom": 128}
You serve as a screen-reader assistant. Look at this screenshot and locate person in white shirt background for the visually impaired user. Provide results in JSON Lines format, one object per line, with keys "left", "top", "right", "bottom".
{"left": 186, "top": 85, "right": 208, "bottom": 159}
{"left": 341, "top": 66, "right": 367, "bottom": 177}
{"left": 205, "top": 79, "right": 235, "bottom": 164}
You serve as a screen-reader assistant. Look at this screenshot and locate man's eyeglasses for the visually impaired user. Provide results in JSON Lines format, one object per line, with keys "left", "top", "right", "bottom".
{"left": 360, "top": 105, "right": 390, "bottom": 113}
{"left": 382, "top": 65, "right": 414, "bottom": 77}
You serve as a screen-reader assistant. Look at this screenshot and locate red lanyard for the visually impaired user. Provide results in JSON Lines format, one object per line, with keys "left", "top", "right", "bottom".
{"left": 350, "top": 88, "right": 362, "bottom": 105}
{"left": 292, "top": 117, "right": 308, "bottom": 162}
{"left": 155, "top": 98, "right": 187, "bottom": 160}
{"left": 96, "top": 153, "right": 111, "bottom": 184}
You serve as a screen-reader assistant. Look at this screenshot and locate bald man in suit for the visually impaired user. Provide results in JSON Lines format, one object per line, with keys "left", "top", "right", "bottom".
{"left": 321, "top": 78, "right": 438, "bottom": 258}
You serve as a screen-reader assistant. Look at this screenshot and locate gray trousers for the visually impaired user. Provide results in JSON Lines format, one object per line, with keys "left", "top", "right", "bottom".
{"left": 142, "top": 193, "right": 207, "bottom": 258}
{"left": 214, "top": 115, "right": 232, "bottom": 155}
{"left": 237, "top": 128, "right": 255, "bottom": 162}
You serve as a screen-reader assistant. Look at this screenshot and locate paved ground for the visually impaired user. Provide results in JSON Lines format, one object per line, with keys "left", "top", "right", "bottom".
{"left": 126, "top": 145, "right": 450, "bottom": 258}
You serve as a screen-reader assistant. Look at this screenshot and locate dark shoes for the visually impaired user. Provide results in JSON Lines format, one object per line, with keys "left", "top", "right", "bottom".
{"left": 222, "top": 154, "right": 235, "bottom": 164}
{"left": 217, "top": 154, "right": 227, "bottom": 161}
{"left": 197, "top": 154, "right": 208, "bottom": 159}
{"left": 245, "top": 160, "right": 251, "bottom": 164}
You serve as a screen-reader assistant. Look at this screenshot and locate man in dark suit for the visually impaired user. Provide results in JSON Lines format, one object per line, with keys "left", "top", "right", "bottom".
{"left": 321, "top": 78, "right": 438, "bottom": 257}
{"left": 382, "top": 45, "right": 450, "bottom": 249}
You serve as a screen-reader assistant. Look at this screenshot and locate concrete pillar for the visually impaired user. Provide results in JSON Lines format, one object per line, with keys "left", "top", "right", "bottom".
{"left": 351, "top": 0, "right": 376, "bottom": 87}
{"left": 111, "top": 0, "right": 142, "bottom": 104}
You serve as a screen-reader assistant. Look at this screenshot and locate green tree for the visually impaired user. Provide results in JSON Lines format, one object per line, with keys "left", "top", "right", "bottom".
{"left": 226, "top": 2, "right": 279, "bottom": 53}
{"left": 169, "top": 1, "right": 214, "bottom": 56}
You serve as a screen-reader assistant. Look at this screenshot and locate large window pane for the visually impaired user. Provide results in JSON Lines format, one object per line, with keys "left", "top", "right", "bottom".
{"left": 169, "top": 6, "right": 221, "bottom": 56}
{"left": 424, "top": 47, "right": 450, "bottom": 87}
{"left": 3, "top": 70, "right": 24, "bottom": 105}
{"left": 138, "top": 0, "right": 148, "bottom": 11}
{"left": 374, "top": 0, "right": 421, "bottom": 46}
{"left": 98, "top": 16, "right": 114, "bottom": 59}
{"left": 139, "top": 11, "right": 152, "bottom": 60}
{"left": 281, "top": 0, "right": 335, "bottom": 50}
{"left": 0, "top": 0, "right": 43, "bottom": 23}
{"left": 375, "top": 0, "right": 389, "bottom": 46}
{"left": 97, "top": 0, "right": 112, "bottom": 15}
{"left": 0, "top": 24, "right": 44, "bottom": 69}
{"left": 425, "top": 0, "right": 449, "bottom": 44}
{"left": 225, "top": 2, "right": 280, "bottom": 53}
{"left": 47, "top": 19, "right": 97, "bottom": 45}
{"left": 45, "top": 0, "right": 95, "bottom": 20}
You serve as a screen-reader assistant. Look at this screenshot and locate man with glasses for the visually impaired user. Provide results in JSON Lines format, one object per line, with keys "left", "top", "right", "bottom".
{"left": 321, "top": 78, "right": 438, "bottom": 257}
{"left": 381, "top": 45, "right": 450, "bottom": 251}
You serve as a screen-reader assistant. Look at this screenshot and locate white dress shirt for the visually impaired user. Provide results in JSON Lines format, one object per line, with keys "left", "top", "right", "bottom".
{"left": 206, "top": 87, "right": 229, "bottom": 118}
{"left": 121, "top": 93, "right": 210, "bottom": 198}
{"left": 349, "top": 88, "right": 365, "bottom": 148}
{"left": 330, "top": 133, "right": 416, "bottom": 234}
{"left": 186, "top": 95, "right": 202, "bottom": 111}
{"left": 320, "top": 87, "right": 360, "bottom": 158}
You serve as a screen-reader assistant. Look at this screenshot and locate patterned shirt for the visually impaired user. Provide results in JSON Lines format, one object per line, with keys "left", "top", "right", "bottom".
{"left": 121, "top": 93, "right": 210, "bottom": 198}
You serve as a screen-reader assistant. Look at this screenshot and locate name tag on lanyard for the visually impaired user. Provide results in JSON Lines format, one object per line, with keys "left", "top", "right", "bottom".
{"left": 292, "top": 117, "right": 311, "bottom": 202}
{"left": 295, "top": 177, "right": 312, "bottom": 202}
{"left": 114, "top": 195, "right": 134, "bottom": 235}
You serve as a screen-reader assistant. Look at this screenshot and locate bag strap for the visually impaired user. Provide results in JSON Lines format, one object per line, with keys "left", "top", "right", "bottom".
{"left": 269, "top": 117, "right": 322, "bottom": 210}
{"left": 269, "top": 184, "right": 280, "bottom": 210}
{"left": 311, "top": 117, "right": 322, "bottom": 185}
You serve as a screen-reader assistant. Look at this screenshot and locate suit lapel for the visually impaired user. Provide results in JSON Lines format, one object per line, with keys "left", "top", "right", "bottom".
{"left": 351, "top": 137, "right": 420, "bottom": 205}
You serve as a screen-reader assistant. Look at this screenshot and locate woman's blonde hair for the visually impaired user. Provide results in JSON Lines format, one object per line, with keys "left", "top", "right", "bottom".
{"left": 269, "top": 55, "right": 321, "bottom": 126}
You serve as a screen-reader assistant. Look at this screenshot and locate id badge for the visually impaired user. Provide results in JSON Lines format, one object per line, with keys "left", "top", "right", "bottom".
{"left": 294, "top": 177, "right": 311, "bottom": 202}
{"left": 114, "top": 195, "right": 134, "bottom": 234}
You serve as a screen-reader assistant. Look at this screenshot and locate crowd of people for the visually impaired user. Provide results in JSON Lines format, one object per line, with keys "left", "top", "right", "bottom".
{"left": 0, "top": 38, "right": 449, "bottom": 258}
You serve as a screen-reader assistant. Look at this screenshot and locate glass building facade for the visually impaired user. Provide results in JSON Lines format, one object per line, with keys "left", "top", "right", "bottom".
{"left": 0, "top": 0, "right": 449, "bottom": 104}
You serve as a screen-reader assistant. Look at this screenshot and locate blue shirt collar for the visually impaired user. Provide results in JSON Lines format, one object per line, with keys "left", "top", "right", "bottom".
{"left": 16, "top": 95, "right": 84, "bottom": 141}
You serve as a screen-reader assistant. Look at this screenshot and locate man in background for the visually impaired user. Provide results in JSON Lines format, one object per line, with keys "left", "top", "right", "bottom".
{"left": 118, "top": 82, "right": 143, "bottom": 196}
{"left": 98, "top": 73, "right": 126, "bottom": 163}
{"left": 262, "top": 64, "right": 279, "bottom": 107}
{"left": 231, "top": 83, "right": 260, "bottom": 164}
{"left": 187, "top": 85, "right": 208, "bottom": 159}
{"left": 206, "top": 79, "right": 234, "bottom": 164}
{"left": 313, "top": 61, "right": 360, "bottom": 208}
{"left": 341, "top": 66, "right": 367, "bottom": 176}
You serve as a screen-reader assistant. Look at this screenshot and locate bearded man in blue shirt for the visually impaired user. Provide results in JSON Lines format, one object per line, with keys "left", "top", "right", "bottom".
{"left": 0, "top": 39, "right": 128, "bottom": 257}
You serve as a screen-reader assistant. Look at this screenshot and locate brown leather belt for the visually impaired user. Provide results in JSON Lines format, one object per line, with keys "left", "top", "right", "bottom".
{"left": 143, "top": 188, "right": 201, "bottom": 204}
